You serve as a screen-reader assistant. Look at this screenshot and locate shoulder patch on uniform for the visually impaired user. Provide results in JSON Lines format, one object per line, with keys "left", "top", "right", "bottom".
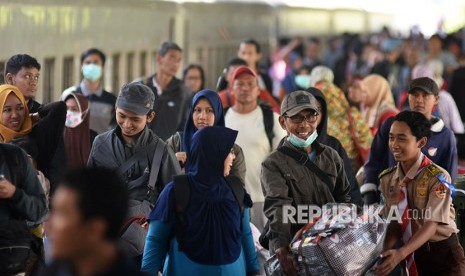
{"left": 378, "top": 166, "right": 397, "bottom": 179}
{"left": 435, "top": 183, "right": 448, "bottom": 199}
{"left": 425, "top": 164, "right": 443, "bottom": 178}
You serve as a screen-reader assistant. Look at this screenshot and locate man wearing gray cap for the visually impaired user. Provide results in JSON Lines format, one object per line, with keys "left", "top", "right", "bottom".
{"left": 87, "top": 82, "right": 181, "bottom": 258}
{"left": 261, "top": 90, "right": 351, "bottom": 276}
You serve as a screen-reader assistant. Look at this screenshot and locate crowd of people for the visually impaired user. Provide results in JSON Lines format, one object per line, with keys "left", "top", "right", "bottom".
{"left": 1, "top": 25, "right": 465, "bottom": 276}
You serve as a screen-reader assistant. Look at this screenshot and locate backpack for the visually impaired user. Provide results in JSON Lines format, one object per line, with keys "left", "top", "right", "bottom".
{"left": 173, "top": 174, "right": 245, "bottom": 250}
{"left": 224, "top": 103, "right": 275, "bottom": 149}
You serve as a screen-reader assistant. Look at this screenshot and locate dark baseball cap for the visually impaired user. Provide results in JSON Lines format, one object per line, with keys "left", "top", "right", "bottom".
{"left": 116, "top": 82, "right": 155, "bottom": 115}
{"left": 281, "top": 90, "right": 319, "bottom": 116}
{"left": 408, "top": 77, "right": 439, "bottom": 96}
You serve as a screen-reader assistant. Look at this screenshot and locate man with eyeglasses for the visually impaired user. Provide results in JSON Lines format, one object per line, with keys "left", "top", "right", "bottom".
{"left": 261, "top": 90, "right": 351, "bottom": 276}
{"left": 5, "top": 54, "right": 42, "bottom": 112}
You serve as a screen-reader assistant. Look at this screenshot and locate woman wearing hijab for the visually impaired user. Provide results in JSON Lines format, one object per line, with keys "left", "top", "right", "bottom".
{"left": 310, "top": 66, "right": 373, "bottom": 169}
{"left": 62, "top": 92, "right": 97, "bottom": 168}
{"left": 348, "top": 74, "right": 398, "bottom": 135}
{"left": 142, "top": 126, "right": 259, "bottom": 275}
{"left": 0, "top": 84, "right": 66, "bottom": 182}
{"left": 166, "top": 89, "right": 246, "bottom": 183}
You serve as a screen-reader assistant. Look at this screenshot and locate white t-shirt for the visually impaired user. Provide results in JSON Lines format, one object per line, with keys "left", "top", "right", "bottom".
{"left": 225, "top": 106, "right": 287, "bottom": 202}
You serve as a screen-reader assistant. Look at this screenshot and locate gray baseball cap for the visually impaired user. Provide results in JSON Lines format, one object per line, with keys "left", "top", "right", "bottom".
{"left": 116, "top": 82, "right": 155, "bottom": 115}
{"left": 280, "top": 90, "right": 319, "bottom": 116}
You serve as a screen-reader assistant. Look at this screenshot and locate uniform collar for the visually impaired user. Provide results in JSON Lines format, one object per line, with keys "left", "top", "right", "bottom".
{"left": 395, "top": 153, "right": 425, "bottom": 181}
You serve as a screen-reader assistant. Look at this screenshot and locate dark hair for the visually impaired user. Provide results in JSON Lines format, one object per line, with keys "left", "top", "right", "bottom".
{"left": 393, "top": 111, "right": 431, "bottom": 141}
{"left": 308, "top": 37, "right": 321, "bottom": 45}
{"left": 430, "top": 33, "right": 443, "bottom": 43}
{"left": 226, "top": 57, "right": 247, "bottom": 70}
{"left": 58, "top": 167, "right": 128, "bottom": 240}
{"left": 240, "top": 38, "right": 261, "bottom": 54}
{"left": 158, "top": 41, "right": 182, "bottom": 57}
{"left": 215, "top": 58, "right": 248, "bottom": 91}
{"left": 182, "top": 64, "right": 205, "bottom": 91}
{"left": 5, "top": 54, "right": 41, "bottom": 76}
{"left": 80, "top": 48, "right": 106, "bottom": 66}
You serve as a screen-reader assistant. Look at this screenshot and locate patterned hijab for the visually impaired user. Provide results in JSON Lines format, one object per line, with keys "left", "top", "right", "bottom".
{"left": 0, "top": 85, "right": 32, "bottom": 142}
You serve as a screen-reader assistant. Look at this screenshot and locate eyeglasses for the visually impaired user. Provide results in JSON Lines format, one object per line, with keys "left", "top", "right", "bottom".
{"left": 285, "top": 113, "right": 318, "bottom": 124}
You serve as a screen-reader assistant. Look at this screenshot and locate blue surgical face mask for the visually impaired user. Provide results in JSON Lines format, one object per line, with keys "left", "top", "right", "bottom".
{"left": 295, "top": 75, "right": 311, "bottom": 89}
{"left": 288, "top": 130, "right": 318, "bottom": 149}
{"left": 82, "top": 64, "right": 102, "bottom": 82}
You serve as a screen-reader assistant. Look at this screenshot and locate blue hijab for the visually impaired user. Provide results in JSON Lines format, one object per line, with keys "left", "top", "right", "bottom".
{"left": 182, "top": 89, "right": 225, "bottom": 154}
{"left": 150, "top": 126, "right": 242, "bottom": 265}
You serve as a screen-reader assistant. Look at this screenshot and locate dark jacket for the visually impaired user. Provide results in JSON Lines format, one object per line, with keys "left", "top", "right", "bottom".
{"left": 21, "top": 100, "right": 67, "bottom": 194}
{"left": 29, "top": 101, "right": 67, "bottom": 191}
{"left": 261, "top": 140, "right": 351, "bottom": 252}
{"left": 143, "top": 75, "right": 193, "bottom": 141}
{"left": 0, "top": 143, "right": 47, "bottom": 223}
{"left": 88, "top": 126, "right": 181, "bottom": 202}
{"left": 27, "top": 99, "right": 41, "bottom": 113}
{"left": 306, "top": 88, "right": 362, "bottom": 205}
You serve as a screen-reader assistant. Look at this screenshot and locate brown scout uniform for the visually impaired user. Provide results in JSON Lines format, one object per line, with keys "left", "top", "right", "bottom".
{"left": 379, "top": 155, "right": 465, "bottom": 275}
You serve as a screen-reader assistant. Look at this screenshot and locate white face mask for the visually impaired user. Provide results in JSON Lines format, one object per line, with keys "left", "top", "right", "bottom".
{"left": 65, "top": 111, "right": 83, "bottom": 128}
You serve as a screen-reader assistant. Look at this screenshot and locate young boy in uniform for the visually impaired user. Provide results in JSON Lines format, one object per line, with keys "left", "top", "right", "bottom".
{"left": 375, "top": 110, "right": 465, "bottom": 276}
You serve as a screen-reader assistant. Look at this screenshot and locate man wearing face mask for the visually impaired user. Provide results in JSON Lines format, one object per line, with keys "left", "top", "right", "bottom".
{"left": 62, "top": 48, "right": 116, "bottom": 134}
{"left": 261, "top": 91, "right": 351, "bottom": 276}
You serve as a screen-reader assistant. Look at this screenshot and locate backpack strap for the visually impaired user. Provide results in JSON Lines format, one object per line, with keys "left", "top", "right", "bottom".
{"left": 118, "top": 149, "right": 151, "bottom": 176}
{"left": 260, "top": 104, "right": 275, "bottom": 149}
{"left": 225, "top": 175, "right": 245, "bottom": 214}
{"left": 173, "top": 175, "right": 190, "bottom": 251}
{"left": 145, "top": 140, "right": 166, "bottom": 207}
{"left": 224, "top": 103, "right": 275, "bottom": 150}
{"left": 225, "top": 89, "right": 233, "bottom": 108}
{"left": 278, "top": 146, "right": 334, "bottom": 196}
